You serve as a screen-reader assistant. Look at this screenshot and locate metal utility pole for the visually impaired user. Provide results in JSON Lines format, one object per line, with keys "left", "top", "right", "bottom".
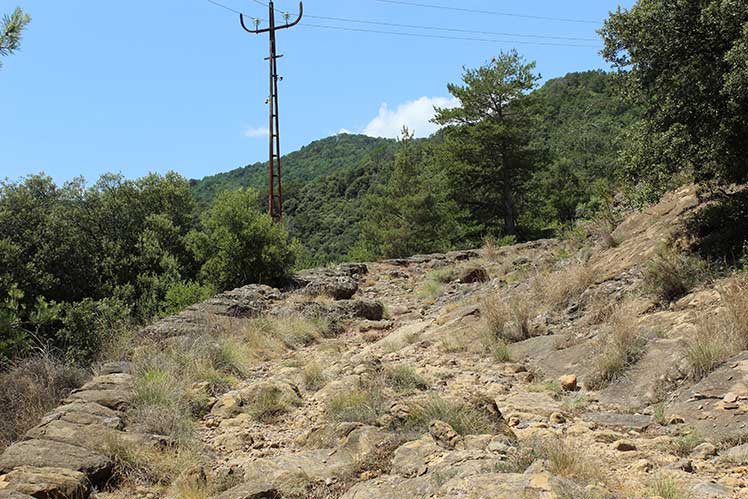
{"left": 240, "top": 1, "right": 303, "bottom": 221}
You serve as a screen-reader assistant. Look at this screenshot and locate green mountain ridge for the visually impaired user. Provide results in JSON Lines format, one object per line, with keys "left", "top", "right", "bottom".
{"left": 192, "top": 70, "right": 638, "bottom": 265}
{"left": 191, "top": 134, "right": 395, "bottom": 206}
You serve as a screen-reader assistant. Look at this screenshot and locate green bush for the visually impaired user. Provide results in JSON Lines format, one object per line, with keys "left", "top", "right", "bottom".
{"left": 187, "top": 188, "right": 299, "bottom": 290}
{"left": 58, "top": 297, "right": 131, "bottom": 365}
{"left": 161, "top": 280, "right": 214, "bottom": 317}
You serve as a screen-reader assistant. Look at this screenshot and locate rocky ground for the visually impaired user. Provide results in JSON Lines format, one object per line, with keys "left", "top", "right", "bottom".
{"left": 2, "top": 185, "right": 748, "bottom": 499}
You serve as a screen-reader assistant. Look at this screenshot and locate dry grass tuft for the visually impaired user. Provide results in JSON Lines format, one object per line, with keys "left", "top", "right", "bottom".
{"left": 498, "top": 438, "right": 601, "bottom": 484}
{"left": 684, "top": 315, "right": 731, "bottom": 380}
{"left": 540, "top": 263, "right": 595, "bottom": 311}
{"left": 402, "top": 396, "right": 495, "bottom": 436}
{"left": 247, "top": 385, "right": 302, "bottom": 423}
{"left": 326, "top": 377, "right": 387, "bottom": 425}
{"left": 480, "top": 293, "right": 534, "bottom": 344}
{"left": 0, "top": 353, "right": 86, "bottom": 452}
{"left": 104, "top": 434, "right": 203, "bottom": 487}
{"left": 303, "top": 361, "right": 327, "bottom": 392}
{"left": 647, "top": 472, "right": 692, "bottom": 499}
{"left": 383, "top": 364, "right": 429, "bottom": 392}
{"left": 587, "top": 302, "right": 647, "bottom": 390}
{"left": 644, "top": 247, "right": 710, "bottom": 303}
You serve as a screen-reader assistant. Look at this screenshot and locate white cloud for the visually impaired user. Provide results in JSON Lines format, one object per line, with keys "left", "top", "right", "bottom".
{"left": 243, "top": 126, "right": 269, "bottom": 138}
{"left": 363, "top": 96, "right": 459, "bottom": 139}
{"left": 338, "top": 128, "right": 352, "bottom": 135}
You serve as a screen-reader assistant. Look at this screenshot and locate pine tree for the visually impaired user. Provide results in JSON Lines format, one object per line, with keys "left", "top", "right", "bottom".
{"left": 433, "top": 50, "right": 541, "bottom": 236}
{"left": 357, "top": 127, "right": 465, "bottom": 259}
{"left": 0, "top": 7, "right": 31, "bottom": 69}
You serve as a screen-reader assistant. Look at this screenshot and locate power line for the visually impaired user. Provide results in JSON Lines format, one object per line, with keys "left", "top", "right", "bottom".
{"left": 207, "top": 0, "right": 244, "bottom": 15}
{"left": 303, "top": 14, "right": 598, "bottom": 42}
{"left": 301, "top": 23, "right": 598, "bottom": 48}
{"left": 206, "top": 1, "right": 600, "bottom": 46}
{"left": 372, "top": 0, "right": 600, "bottom": 25}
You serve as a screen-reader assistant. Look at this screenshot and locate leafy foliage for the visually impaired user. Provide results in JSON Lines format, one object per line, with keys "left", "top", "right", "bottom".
{"left": 0, "top": 173, "right": 296, "bottom": 362}
{"left": 601, "top": 0, "right": 748, "bottom": 199}
{"left": 187, "top": 188, "right": 299, "bottom": 289}
{"left": 356, "top": 128, "right": 465, "bottom": 258}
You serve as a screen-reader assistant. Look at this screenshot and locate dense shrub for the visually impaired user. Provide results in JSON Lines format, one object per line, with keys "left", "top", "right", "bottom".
{"left": 187, "top": 188, "right": 299, "bottom": 290}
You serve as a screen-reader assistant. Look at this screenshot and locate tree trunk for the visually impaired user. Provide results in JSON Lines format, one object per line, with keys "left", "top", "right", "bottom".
{"left": 503, "top": 181, "right": 516, "bottom": 235}
{"left": 501, "top": 145, "right": 516, "bottom": 236}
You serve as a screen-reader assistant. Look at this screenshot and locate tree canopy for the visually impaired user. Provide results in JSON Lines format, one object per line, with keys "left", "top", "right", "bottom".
{"left": 601, "top": 0, "right": 748, "bottom": 199}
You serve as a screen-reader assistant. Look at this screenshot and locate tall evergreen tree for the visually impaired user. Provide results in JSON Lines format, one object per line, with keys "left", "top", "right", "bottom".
{"left": 356, "top": 128, "right": 465, "bottom": 259}
{"left": 433, "top": 50, "right": 542, "bottom": 236}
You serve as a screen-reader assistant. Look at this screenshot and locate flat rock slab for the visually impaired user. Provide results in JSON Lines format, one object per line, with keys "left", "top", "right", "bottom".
{"left": 437, "top": 472, "right": 558, "bottom": 498}
{"left": 216, "top": 482, "right": 279, "bottom": 499}
{"left": 0, "top": 440, "right": 111, "bottom": 486}
{"left": 0, "top": 492, "right": 35, "bottom": 499}
{"left": 341, "top": 475, "right": 436, "bottom": 499}
{"left": 25, "top": 420, "right": 121, "bottom": 450}
{"left": 0, "top": 466, "right": 90, "bottom": 499}
{"left": 40, "top": 402, "right": 122, "bottom": 429}
{"left": 582, "top": 412, "right": 653, "bottom": 431}
{"left": 670, "top": 352, "right": 748, "bottom": 441}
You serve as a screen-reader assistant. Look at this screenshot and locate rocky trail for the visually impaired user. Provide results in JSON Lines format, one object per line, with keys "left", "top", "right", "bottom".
{"left": 3, "top": 186, "right": 748, "bottom": 499}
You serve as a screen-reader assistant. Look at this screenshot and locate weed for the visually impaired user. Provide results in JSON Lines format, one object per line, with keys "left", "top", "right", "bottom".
{"left": 429, "top": 267, "right": 458, "bottom": 284}
{"left": 587, "top": 302, "right": 647, "bottom": 390}
{"left": 481, "top": 294, "right": 534, "bottom": 344}
{"left": 326, "top": 378, "right": 387, "bottom": 424}
{"left": 383, "top": 364, "right": 429, "bottom": 391}
{"left": 403, "top": 396, "right": 495, "bottom": 436}
{"left": 247, "top": 385, "right": 301, "bottom": 423}
{"left": 561, "top": 393, "right": 589, "bottom": 414}
{"left": 528, "top": 380, "right": 562, "bottom": 396}
{"left": 684, "top": 316, "right": 730, "bottom": 380}
{"left": 668, "top": 430, "right": 704, "bottom": 457}
{"left": 644, "top": 247, "right": 710, "bottom": 303}
{"left": 647, "top": 472, "right": 692, "bottom": 499}
{"left": 416, "top": 281, "right": 443, "bottom": 300}
{"left": 0, "top": 353, "right": 86, "bottom": 451}
{"left": 540, "top": 264, "right": 595, "bottom": 310}
{"left": 303, "top": 361, "right": 327, "bottom": 392}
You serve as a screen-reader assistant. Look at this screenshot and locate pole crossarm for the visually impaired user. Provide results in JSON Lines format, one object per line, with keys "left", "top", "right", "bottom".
{"left": 240, "top": 2, "right": 303, "bottom": 34}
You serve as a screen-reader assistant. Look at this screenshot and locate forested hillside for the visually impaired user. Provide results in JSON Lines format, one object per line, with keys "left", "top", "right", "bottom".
{"left": 192, "top": 70, "right": 638, "bottom": 264}
{"left": 191, "top": 135, "right": 395, "bottom": 206}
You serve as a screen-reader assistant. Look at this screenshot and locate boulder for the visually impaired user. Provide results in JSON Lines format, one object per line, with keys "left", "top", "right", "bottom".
{"left": 0, "top": 440, "right": 112, "bottom": 486}
{"left": 0, "top": 466, "right": 90, "bottom": 499}
{"left": 559, "top": 374, "right": 578, "bottom": 392}
{"left": 458, "top": 266, "right": 489, "bottom": 284}
{"left": 429, "top": 421, "right": 463, "bottom": 450}
{"left": 691, "top": 442, "right": 718, "bottom": 459}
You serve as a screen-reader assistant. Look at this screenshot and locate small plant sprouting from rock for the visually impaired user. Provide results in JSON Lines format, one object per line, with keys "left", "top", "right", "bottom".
{"left": 402, "top": 396, "right": 495, "bottom": 436}
{"left": 303, "top": 361, "right": 327, "bottom": 392}
{"left": 383, "top": 364, "right": 429, "bottom": 392}
{"left": 587, "top": 301, "right": 647, "bottom": 390}
{"left": 647, "top": 472, "right": 692, "bottom": 499}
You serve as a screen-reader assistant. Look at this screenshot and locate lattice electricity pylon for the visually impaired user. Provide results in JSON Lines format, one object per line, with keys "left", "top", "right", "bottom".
{"left": 240, "top": 1, "right": 303, "bottom": 221}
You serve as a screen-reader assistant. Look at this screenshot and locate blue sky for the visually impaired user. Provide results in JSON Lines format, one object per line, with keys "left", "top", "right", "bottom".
{"left": 1, "top": 0, "right": 634, "bottom": 184}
